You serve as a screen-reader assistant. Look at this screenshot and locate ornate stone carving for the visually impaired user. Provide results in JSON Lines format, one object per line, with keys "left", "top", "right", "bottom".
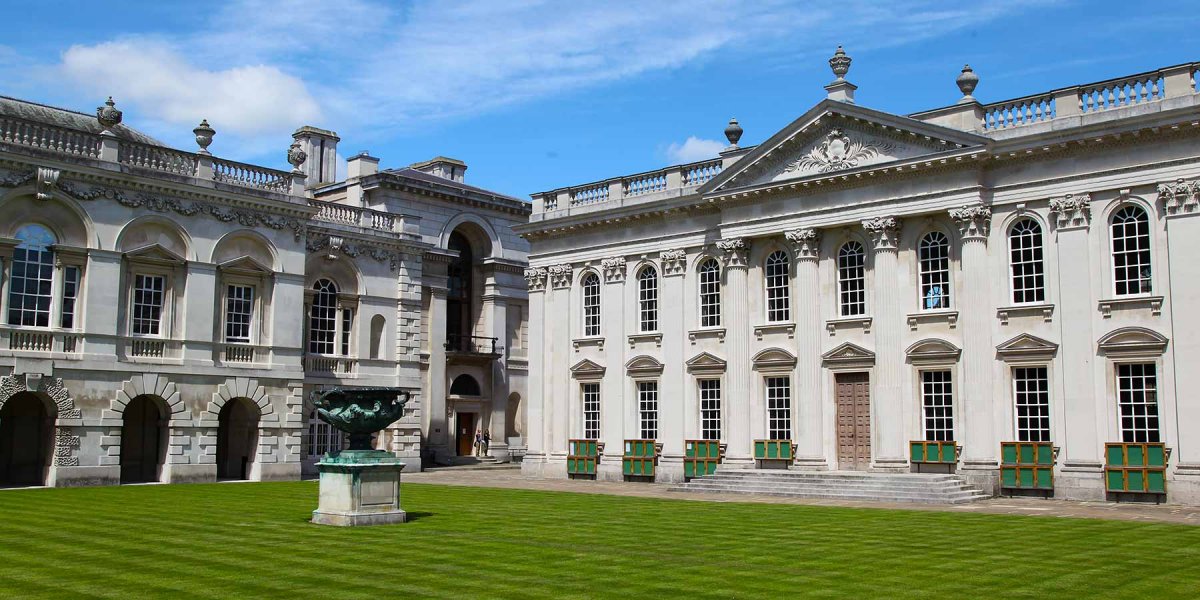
{"left": 547, "top": 264, "right": 573, "bottom": 288}
{"left": 193, "top": 120, "right": 215, "bottom": 153}
{"left": 288, "top": 140, "right": 307, "bottom": 172}
{"left": 660, "top": 249, "right": 687, "bottom": 276}
{"left": 35, "top": 167, "right": 60, "bottom": 200}
{"left": 54, "top": 427, "right": 81, "bottom": 467}
{"left": 1158, "top": 178, "right": 1199, "bottom": 215}
{"left": 0, "top": 168, "right": 35, "bottom": 188}
{"left": 862, "top": 216, "right": 901, "bottom": 250}
{"left": 96, "top": 96, "right": 122, "bottom": 131}
{"left": 724, "top": 118, "right": 743, "bottom": 149}
{"left": 306, "top": 234, "right": 402, "bottom": 271}
{"left": 785, "top": 228, "right": 821, "bottom": 260}
{"left": 949, "top": 204, "right": 992, "bottom": 240}
{"left": 601, "top": 256, "right": 626, "bottom": 283}
{"left": 782, "top": 128, "right": 895, "bottom": 175}
{"left": 956, "top": 65, "right": 979, "bottom": 101}
{"left": 523, "top": 267, "right": 547, "bottom": 292}
{"left": 0, "top": 375, "right": 80, "bottom": 419}
{"left": 717, "top": 237, "right": 750, "bottom": 269}
{"left": 828, "top": 46, "right": 852, "bottom": 81}
{"left": 1049, "top": 193, "right": 1092, "bottom": 229}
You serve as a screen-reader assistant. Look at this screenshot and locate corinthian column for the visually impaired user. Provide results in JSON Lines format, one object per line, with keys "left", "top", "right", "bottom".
{"left": 717, "top": 238, "right": 752, "bottom": 462}
{"left": 786, "top": 228, "right": 826, "bottom": 468}
{"left": 862, "top": 216, "right": 906, "bottom": 470}
{"left": 521, "top": 267, "right": 547, "bottom": 474}
{"left": 950, "top": 204, "right": 997, "bottom": 484}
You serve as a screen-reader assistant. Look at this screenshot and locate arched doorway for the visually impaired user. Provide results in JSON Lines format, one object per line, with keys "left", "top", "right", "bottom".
{"left": 0, "top": 392, "right": 52, "bottom": 486}
{"left": 217, "top": 398, "right": 260, "bottom": 480}
{"left": 446, "top": 231, "right": 474, "bottom": 346}
{"left": 120, "top": 395, "right": 166, "bottom": 484}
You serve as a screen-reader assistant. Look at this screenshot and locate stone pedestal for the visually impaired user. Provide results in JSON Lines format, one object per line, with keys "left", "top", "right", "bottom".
{"left": 312, "top": 450, "right": 407, "bottom": 526}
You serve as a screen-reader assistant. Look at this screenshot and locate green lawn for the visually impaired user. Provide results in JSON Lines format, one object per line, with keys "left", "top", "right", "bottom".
{"left": 0, "top": 482, "right": 1197, "bottom": 599}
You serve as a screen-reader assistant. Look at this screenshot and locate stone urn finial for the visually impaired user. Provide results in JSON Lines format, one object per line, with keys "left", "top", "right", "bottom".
{"left": 96, "top": 96, "right": 122, "bottom": 132}
{"left": 193, "top": 119, "right": 215, "bottom": 154}
{"left": 724, "top": 118, "right": 743, "bottom": 148}
{"left": 829, "top": 45, "right": 852, "bottom": 82}
{"left": 956, "top": 64, "right": 979, "bottom": 102}
{"left": 288, "top": 140, "right": 308, "bottom": 172}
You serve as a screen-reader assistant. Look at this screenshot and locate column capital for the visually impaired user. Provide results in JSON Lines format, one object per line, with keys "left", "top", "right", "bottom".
{"left": 523, "top": 267, "right": 547, "bottom": 292}
{"left": 862, "top": 216, "right": 901, "bottom": 251}
{"left": 660, "top": 249, "right": 687, "bottom": 276}
{"left": 1158, "top": 178, "right": 1200, "bottom": 216}
{"left": 1049, "top": 193, "right": 1091, "bottom": 230}
{"left": 784, "top": 228, "right": 821, "bottom": 261}
{"left": 600, "top": 256, "right": 626, "bottom": 283}
{"left": 546, "top": 264, "right": 573, "bottom": 289}
{"left": 716, "top": 237, "right": 750, "bottom": 269}
{"left": 949, "top": 204, "right": 992, "bottom": 242}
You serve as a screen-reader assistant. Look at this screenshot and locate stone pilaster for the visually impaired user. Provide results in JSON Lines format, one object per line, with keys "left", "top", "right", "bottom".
{"left": 427, "top": 284, "right": 450, "bottom": 458}
{"left": 548, "top": 264, "right": 573, "bottom": 460}
{"left": 950, "top": 204, "right": 997, "bottom": 486}
{"left": 658, "top": 250, "right": 686, "bottom": 477}
{"left": 863, "top": 216, "right": 907, "bottom": 470}
{"left": 521, "top": 268, "right": 547, "bottom": 469}
{"left": 717, "top": 238, "right": 753, "bottom": 461}
{"left": 787, "top": 228, "right": 826, "bottom": 468}
{"left": 599, "top": 257, "right": 626, "bottom": 473}
{"left": 1159, "top": 179, "right": 1200, "bottom": 492}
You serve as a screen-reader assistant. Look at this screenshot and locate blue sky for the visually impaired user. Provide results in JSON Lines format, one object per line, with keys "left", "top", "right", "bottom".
{"left": 4, "top": 0, "right": 1200, "bottom": 199}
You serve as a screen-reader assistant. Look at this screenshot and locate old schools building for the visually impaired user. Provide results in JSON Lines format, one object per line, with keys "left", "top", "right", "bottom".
{"left": 518, "top": 49, "right": 1200, "bottom": 504}
{"left": 0, "top": 95, "right": 529, "bottom": 487}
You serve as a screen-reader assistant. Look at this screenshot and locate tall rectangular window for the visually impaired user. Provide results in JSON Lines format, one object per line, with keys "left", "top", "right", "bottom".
{"left": 340, "top": 308, "right": 353, "bottom": 356}
{"left": 224, "top": 284, "right": 254, "bottom": 343}
{"left": 699, "top": 379, "right": 722, "bottom": 441}
{"left": 1111, "top": 206, "right": 1152, "bottom": 296}
{"left": 1117, "top": 363, "right": 1159, "bottom": 442}
{"left": 638, "top": 267, "right": 658, "bottom": 332}
{"left": 698, "top": 258, "right": 721, "bottom": 328}
{"left": 59, "top": 266, "right": 80, "bottom": 329}
{"left": 1013, "top": 367, "right": 1050, "bottom": 442}
{"left": 921, "top": 370, "right": 954, "bottom": 441}
{"left": 582, "top": 273, "right": 600, "bottom": 337}
{"left": 8, "top": 241, "right": 55, "bottom": 327}
{"left": 638, "top": 381, "right": 658, "bottom": 440}
{"left": 766, "top": 376, "right": 791, "bottom": 440}
{"left": 918, "top": 232, "right": 951, "bottom": 310}
{"left": 1009, "top": 219, "right": 1046, "bottom": 304}
{"left": 132, "top": 274, "right": 165, "bottom": 336}
{"left": 837, "top": 242, "right": 866, "bottom": 317}
{"left": 582, "top": 383, "right": 600, "bottom": 440}
{"left": 765, "top": 251, "right": 790, "bottom": 323}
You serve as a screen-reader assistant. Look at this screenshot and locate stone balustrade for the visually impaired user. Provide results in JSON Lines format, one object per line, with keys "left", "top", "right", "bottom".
{"left": 211, "top": 157, "right": 291, "bottom": 193}
{"left": 0, "top": 115, "right": 102, "bottom": 158}
{"left": 537, "top": 156, "right": 724, "bottom": 213}
{"left": 2, "top": 328, "right": 82, "bottom": 355}
{"left": 118, "top": 139, "right": 199, "bottom": 176}
{"left": 307, "top": 199, "right": 400, "bottom": 233}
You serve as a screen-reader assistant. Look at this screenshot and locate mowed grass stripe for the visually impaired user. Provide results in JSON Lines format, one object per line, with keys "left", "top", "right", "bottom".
{"left": 0, "top": 481, "right": 1197, "bottom": 599}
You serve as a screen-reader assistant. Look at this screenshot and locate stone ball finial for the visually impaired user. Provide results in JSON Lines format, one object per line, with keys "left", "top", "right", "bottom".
{"left": 724, "top": 118, "right": 743, "bottom": 148}
{"left": 956, "top": 64, "right": 979, "bottom": 101}
{"left": 96, "top": 96, "right": 122, "bottom": 131}
{"left": 193, "top": 119, "right": 215, "bottom": 153}
{"left": 288, "top": 140, "right": 308, "bottom": 172}
{"left": 829, "top": 45, "right": 852, "bottom": 82}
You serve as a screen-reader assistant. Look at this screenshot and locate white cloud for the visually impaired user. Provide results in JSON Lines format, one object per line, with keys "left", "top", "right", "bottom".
{"left": 666, "top": 137, "right": 725, "bottom": 164}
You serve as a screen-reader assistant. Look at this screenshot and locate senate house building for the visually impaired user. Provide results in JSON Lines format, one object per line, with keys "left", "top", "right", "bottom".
{"left": 0, "top": 95, "right": 529, "bottom": 487}
{"left": 518, "top": 50, "right": 1200, "bottom": 504}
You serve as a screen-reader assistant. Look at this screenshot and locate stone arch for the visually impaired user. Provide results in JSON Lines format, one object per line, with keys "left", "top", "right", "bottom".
{"left": 0, "top": 375, "right": 81, "bottom": 468}
{"left": 207, "top": 377, "right": 274, "bottom": 422}
{"left": 116, "top": 214, "right": 194, "bottom": 261}
{"left": 305, "top": 253, "right": 362, "bottom": 296}
{"left": 450, "top": 374, "right": 482, "bottom": 396}
{"left": 0, "top": 188, "right": 95, "bottom": 248}
{"left": 212, "top": 229, "right": 279, "bottom": 272}
{"left": 216, "top": 397, "right": 261, "bottom": 481}
{"left": 440, "top": 213, "right": 499, "bottom": 258}
{"left": 108, "top": 373, "right": 185, "bottom": 422}
{"left": 752, "top": 347, "right": 798, "bottom": 371}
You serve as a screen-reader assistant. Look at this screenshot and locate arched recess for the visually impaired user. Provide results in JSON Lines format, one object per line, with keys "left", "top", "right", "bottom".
{"left": 304, "top": 253, "right": 362, "bottom": 296}
{"left": 0, "top": 189, "right": 93, "bottom": 248}
{"left": 752, "top": 347, "right": 798, "bottom": 371}
{"left": 439, "top": 214, "right": 499, "bottom": 259}
{"left": 506, "top": 392, "right": 522, "bottom": 439}
{"left": 450, "top": 374, "right": 482, "bottom": 396}
{"left": 0, "top": 392, "right": 53, "bottom": 486}
{"left": 369, "top": 314, "right": 386, "bottom": 359}
{"left": 905, "top": 338, "right": 962, "bottom": 366}
{"left": 0, "top": 375, "right": 81, "bottom": 475}
{"left": 217, "top": 398, "right": 260, "bottom": 480}
{"left": 120, "top": 394, "right": 168, "bottom": 484}
{"left": 116, "top": 215, "right": 193, "bottom": 261}
{"left": 212, "top": 229, "right": 279, "bottom": 272}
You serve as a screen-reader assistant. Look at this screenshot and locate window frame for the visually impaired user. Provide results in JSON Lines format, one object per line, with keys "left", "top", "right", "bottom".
{"left": 127, "top": 269, "right": 172, "bottom": 338}
{"left": 637, "top": 380, "right": 659, "bottom": 440}
{"left": 917, "top": 231, "right": 952, "bottom": 311}
{"left": 765, "top": 375, "right": 792, "bottom": 440}
{"left": 1115, "top": 362, "right": 1160, "bottom": 443}
{"left": 920, "top": 369, "right": 955, "bottom": 442}
{"left": 764, "top": 250, "right": 791, "bottom": 323}
{"left": 581, "top": 271, "right": 601, "bottom": 338}
{"left": 1008, "top": 218, "right": 1046, "bottom": 305}
{"left": 698, "top": 378, "right": 722, "bottom": 441}
{"left": 581, "top": 382, "right": 601, "bottom": 440}
{"left": 698, "top": 257, "right": 721, "bottom": 328}
{"left": 1012, "top": 366, "right": 1051, "bottom": 442}
{"left": 637, "top": 265, "right": 659, "bottom": 333}
{"left": 5, "top": 224, "right": 58, "bottom": 329}
{"left": 1110, "top": 204, "right": 1154, "bottom": 297}
{"left": 222, "top": 282, "right": 257, "bottom": 344}
{"left": 837, "top": 241, "right": 867, "bottom": 317}
{"left": 308, "top": 279, "right": 340, "bottom": 355}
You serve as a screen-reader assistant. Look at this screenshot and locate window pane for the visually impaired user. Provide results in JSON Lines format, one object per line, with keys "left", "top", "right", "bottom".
{"left": 766, "top": 376, "right": 791, "bottom": 440}
{"left": 922, "top": 370, "right": 954, "bottom": 441}
{"left": 638, "top": 267, "right": 658, "bottom": 332}
{"left": 582, "top": 383, "right": 601, "bottom": 440}
{"left": 1013, "top": 366, "right": 1050, "bottom": 442}
{"left": 7, "top": 225, "right": 57, "bottom": 328}
{"left": 1117, "top": 363, "right": 1159, "bottom": 442}
{"left": 919, "top": 233, "right": 951, "bottom": 310}
{"left": 699, "top": 259, "right": 721, "bottom": 328}
{"left": 1009, "top": 220, "right": 1046, "bottom": 304}
{"left": 638, "top": 381, "right": 658, "bottom": 440}
{"left": 700, "top": 379, "right": 722, "bottom": 441}
{"left": 132, "top": 274, "right": 166, "bottom": 336}
{"left": 308, "top": 279, "right": 338, "bottom": 354}
{"left": 1111, "top": 206, "right": 1152, "bottom": 296}
{"left": 224, "top": 284, "right": 254, "bottom": 343}
{"left": 582, "top": 273, "right": 601, "bottom": 337}
{"left": 837, "top": 242, "right": 867, "bottom": 317}
{"left": 765, "top": 251, "right": 790, "bottom": 323}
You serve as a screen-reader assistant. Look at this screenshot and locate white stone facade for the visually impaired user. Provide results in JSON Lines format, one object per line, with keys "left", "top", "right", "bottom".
{"left": 0, "top": 96, "right": 528, "bottom": 488}
{"left": 518, "top": 57, "right": 1200, "bottom": 504}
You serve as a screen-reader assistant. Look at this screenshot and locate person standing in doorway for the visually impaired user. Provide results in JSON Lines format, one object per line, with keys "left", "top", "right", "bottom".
{"left": 474, "top": 429, "right": 483, "bottom": 457}
{"left": 482, "top": 429, "right": 491, "bottom": 457}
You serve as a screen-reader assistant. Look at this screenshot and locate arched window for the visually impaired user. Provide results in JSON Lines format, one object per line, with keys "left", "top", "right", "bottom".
{"left": 308, "top": 279, "right": 338, "bottom": 355}
{"left": 637, "top": 266, "right": 658, "bottom": 332}
{"left": 765, "top": 251, "right": 790, "bottom": 323}
{"left": 1111, "top": 206, "right": 1152, "bottom": 296}
{"left": 698, "top": 258, "right": 721, "bottom": 328}
{"left": 581, "top": 272, "right": 601, "bottom": 337}
{"left": 7, "top": 224, "right": 56, "bottom": 327}
{"left": 447, "top": 231, "right": 474, "bottom": 341}
{"left": 918, "top": 232, "right": 951, "bottom": 310}
{"left": 450, "top": 374, "right": 482, "bottom": 396}
{"left": 1009, "top": 219, "right": 1045, "bottom": 304}
{"left": 837, "top": 242, "right": 866, "bottom": 317}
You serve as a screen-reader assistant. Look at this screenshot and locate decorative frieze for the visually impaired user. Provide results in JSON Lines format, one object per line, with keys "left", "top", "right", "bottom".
{"left": 35, "top": 167, "right": 60, "bottom": 200}
{"left": 862, "top": 216, "right": 901, "bottom": 251}
{"left": 1049, "top": 193, "right": 1091, "bottom": 229}
{"left": 949, "top": 204, "right": 992, "bottom": 241}
{"left": 660, "top": 249, "right": 687, "bottom": 276}
{"left": 524, "top": 267, "right": 547, "bottom": 292}
{"left": 1158, "top": 178, "right": 1199, "bottom": 215}
{"left": 601, "top": 256, "right": 626, "bottom": 283}
{"left": 716, "top": 237, "right": 750, "bottom": 269}
{"left": 547, "top": 264, "right": 573, "bottom": 288}
{"left": 306, "top": 234, "right": 402, "bottom": 271}
{"left": 784, "top": 228, "right": 821, "bottom": 260}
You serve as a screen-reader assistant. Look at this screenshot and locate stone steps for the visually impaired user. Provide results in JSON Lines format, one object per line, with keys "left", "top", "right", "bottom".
{"left": 671, "top": 469, "right": 989, "bottom": 504}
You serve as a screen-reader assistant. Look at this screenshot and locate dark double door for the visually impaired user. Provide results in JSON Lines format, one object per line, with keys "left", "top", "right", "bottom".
{"left": 120, "top": 396, "right": 165, "bottom": 484}
{"left": 0, "top": 394, "right": 50, "bottom": 486}
{"left": 835, "top": 372, "right": 872, "bottom": 471}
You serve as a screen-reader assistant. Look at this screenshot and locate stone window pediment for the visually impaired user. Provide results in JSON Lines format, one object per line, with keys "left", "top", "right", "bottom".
{"left": 752, "top": 347, "right": 797, "bottom": 371}
{"left": 905, "top": 338, "right": 961, "bottom": 365}
{"left": 821, "top": 342, "right": 875, "bottom": 367}
{"left": 570, "top": 358, "right": 606, "bottom": 380}
{"left": 625, "top": 355, "right": 664, "bottom": 377}
{"left": 124, "top": 243, "right": 186, "bottom": 266}
{"left": 1097, "top": 327, "right": 1168, "bottom": 357}
{"left": 995, "top": 333, "right": 1059, "bottom": 361}
{"left": 685, "top": 352, "right": 727, "bottom": 374}
{"left": 217, "top": 255, "right": 272, "bottom": 276}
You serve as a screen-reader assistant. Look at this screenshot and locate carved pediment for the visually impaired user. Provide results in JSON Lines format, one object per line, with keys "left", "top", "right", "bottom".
{"left": 752, "top": 347, "right": 798, "bottom": 371}
{"left": 217, "top": 255, "right": 272, "bottom": 275}
{"left": 570, "top": 359, "right": 606, "bottom": 379}
{"left": 686, "top": 352, "right": 727, "bottom": 374}
{"left": 123, "top": 243, "right": 186, "bottom": 265}
{"left": 702, "top": 101, "right": 988, "bottom": 194}
{"left": 906, "top": 338, "right": 961, "bottom": 364}
{"left": 996, "top": 333, "right": 1059, "bottom": 361}
{"left": 821, "top": 342, "right": 875, "bottom": 366}
{"left": 625, "top": 355, "right": 664, "bottom": 377}
{"left": 1097, "top": 327, "right": 1168, "bottom": 356}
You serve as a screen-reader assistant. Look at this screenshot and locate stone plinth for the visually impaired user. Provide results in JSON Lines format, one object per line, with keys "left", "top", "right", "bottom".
{"left": 312, "top": 450, "right": 407, "bottom": 526}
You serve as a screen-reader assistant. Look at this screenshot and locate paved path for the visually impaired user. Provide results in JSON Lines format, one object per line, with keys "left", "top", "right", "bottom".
{"left": 404, "top": 467, "right": 1200, "bottom": 526}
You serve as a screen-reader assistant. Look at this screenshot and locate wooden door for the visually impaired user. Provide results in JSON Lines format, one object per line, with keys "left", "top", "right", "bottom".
{"left": 456, "top": 413, "right": 476, "bottom": 456}
{"left": 835, "top": 372, "right": 871, "bottom": 470}
{"left": 0, "top": 394, "right": 48, "bottom": 486}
